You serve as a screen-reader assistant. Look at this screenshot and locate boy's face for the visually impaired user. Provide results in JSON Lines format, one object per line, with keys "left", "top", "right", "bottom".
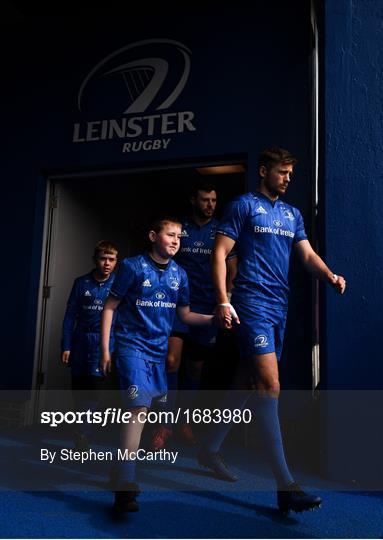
{"left": 150, "top": 223, "right": 181, "bottom": 260}
{"left": 94, "top": 251, "right": 118, "bottom": 278}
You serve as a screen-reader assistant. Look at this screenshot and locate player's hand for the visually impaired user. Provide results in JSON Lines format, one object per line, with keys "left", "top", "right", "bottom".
{"left": 215, "top": 303, "right": 240, "bottom": 329}
{"left": 61, "top": 350, "right": 70, "bottom": 364}
{"left": 330, "top": 274, "right": 346, "bottom": 294}
{"left": 100, "top": 353, "right": 112, "bottom": 376}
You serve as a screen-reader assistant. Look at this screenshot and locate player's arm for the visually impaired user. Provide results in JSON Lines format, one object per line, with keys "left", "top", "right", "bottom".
{"left": 294, "top": 239, "right": 346, "bottom": 294}
{"left": 212, "top": 234, "right": 240, "bottom": 327}
{"left": 226, "top": 254, "right": 238, "bottom": 297}
{"left": 100, "top": 296, "right": 121, "bottom": 375}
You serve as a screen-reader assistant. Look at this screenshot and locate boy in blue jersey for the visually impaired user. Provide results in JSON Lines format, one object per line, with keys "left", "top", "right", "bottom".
{"left": 61, "top": 240, "right": 118, "bottom": 450}
{"left": 198, "top": 147, "right": 346, "bottom": 514}
{"left": 151, "top": 182, "right": 221, "bottom": 450}
{"left": 100, "top": 218, "right": 220, "bottom": 513}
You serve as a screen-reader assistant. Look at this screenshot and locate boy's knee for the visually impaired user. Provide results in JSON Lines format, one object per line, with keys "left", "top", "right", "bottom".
{"left": 166, "top": 354, "right": 180, "bottom": 373}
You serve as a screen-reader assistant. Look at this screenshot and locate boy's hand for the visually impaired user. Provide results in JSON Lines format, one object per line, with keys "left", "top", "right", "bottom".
{"left": 100, "top": 353, "right": 112, "bottom": 376}
{"left": 61, "top": 351, "right": 70, "bottom": 364}
{"left": 215, "top": 303, "right": 240, "bottom": 329}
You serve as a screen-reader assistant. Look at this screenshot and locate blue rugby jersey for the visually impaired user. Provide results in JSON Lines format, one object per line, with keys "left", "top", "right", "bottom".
{"left": 110, "top": 253, "right": 190, "bottom": 362}
{"left": 217, "top": 192, "right": 307, "bottom": 308}
{"left": 61, "top": 272, "right": 115, "bottom": 351}
{"left": 175, "top": 218, "right": 218, "bottom": 313}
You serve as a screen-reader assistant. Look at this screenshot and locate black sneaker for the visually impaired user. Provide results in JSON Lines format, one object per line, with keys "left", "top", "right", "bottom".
{"left": 113, "top": 482, "right": 140, "bottom": 513}
{"left": 73, "top": 432, "right": 90, "bottom": 452}
{"left": 277, "top": 482, "right": 322, "bottom": 514}
{"left": 197, "top": 450, "right": 238, "bottom": 482}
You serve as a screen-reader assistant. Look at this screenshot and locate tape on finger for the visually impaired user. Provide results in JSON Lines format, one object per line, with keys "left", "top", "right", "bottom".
{"left": 219, "top": 302, "right": 239, "bottom": 320}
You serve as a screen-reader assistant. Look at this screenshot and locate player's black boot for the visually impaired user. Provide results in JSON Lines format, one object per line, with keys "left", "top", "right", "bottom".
{"left": 277, "top": 482, "right": 322, "bottom": 514}
{"left": 113, "top": 482, "right": 140, "bottom": 513}
{"left": 197, "top": 449, "right": 238, "bottom": 482}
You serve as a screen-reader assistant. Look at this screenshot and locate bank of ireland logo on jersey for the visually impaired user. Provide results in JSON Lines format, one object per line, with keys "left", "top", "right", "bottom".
{"left": 273, "top": 219, "right": 283, "bottom": 227}
{"left": 254, "top": 334, "right": 268, "bottom": 348}
{"left": 127, "top": 385, "right": 139, "bottom": 400}
{"left": 156, "top": 291, "right": 166, "bottom": 300}
{"left": 194, "top": 241, "right": 204, "bottom": 247}
{"left": 74, "top": 39, "right": 195, "bottom": 155}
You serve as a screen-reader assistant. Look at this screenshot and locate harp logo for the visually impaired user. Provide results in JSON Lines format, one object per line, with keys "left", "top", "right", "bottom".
{"left": 78, "top": 39, "right": 191, "bottom": 115}
{"left": 73, "top": 39, "right": 196, "bottom": 154}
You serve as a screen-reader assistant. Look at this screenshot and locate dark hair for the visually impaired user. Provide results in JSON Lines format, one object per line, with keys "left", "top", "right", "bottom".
{"left": 258, "top": 147, "right": 298, "bottom": 170}
{"left": 149, "top": 217, "right": 182, "bottom": 234}
{"left": 190, "top": 180, "right": 217, "bottom": 198}
{"left": 93, "top": 240, "right": 118, "bottom": 259}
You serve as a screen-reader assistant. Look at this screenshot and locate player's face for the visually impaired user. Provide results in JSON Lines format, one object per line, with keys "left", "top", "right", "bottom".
{"left": 151, "top": 223, "right": 182, "bottom": 260}
{"left": 192, "top": 190, "right": 217, "bottom": 219}
{"left": 95, "top": 251, "right": 117, "bottom": 278}
{"left": 260, "top": 163, "right": 294, "bottom": 197}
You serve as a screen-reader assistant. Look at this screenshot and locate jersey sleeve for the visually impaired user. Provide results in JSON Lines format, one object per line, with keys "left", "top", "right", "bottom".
{"left": 294, "top": 210, "right": 308, "bottom": 243}
{"left": 216, "top": 197, "right": 249, "bottom": 241}
{"left": 61, "top": 278, "right": 80, "bottom": 351}
{"left": 110, "top": 259, "right": 136, "bottom": 300}
{"left": 177, "top": 268, "right": 190, "bottom": 307}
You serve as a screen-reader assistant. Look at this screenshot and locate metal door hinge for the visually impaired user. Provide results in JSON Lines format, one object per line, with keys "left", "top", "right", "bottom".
{"left": 42, "top": 286, "right": 51, "bottom": 299}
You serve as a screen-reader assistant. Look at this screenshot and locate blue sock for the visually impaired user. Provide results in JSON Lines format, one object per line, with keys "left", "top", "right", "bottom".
{"left": 80, "top": 400, "right": 98, "bottom": 438}
{"left": 116, "top": 460, "right": 136, "bottom": 485}
{"left": 202, "top": 390, "right": 252, "bottom": 453}
{"left": 253, "top": 395, "right": 294, "bottom": 488}
{"left": 165, "top": 371, "right": 178, "bottom": 415}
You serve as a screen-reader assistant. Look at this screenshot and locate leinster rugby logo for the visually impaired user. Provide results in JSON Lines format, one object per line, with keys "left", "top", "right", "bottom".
{"left": 254, "top": 335, "right": 268, "bottom": 348}
{"left": 78, "top": 39, "right": 191, "bottom": 115}
{"left": 170, "top": 279, "right": 179, "bottom": 291}
{"left": 156, "top": 291, "right": 166, "bottom": 300}
{"left": 127, "top": 385, "right": 139, "bottom": 400}
{"left": 283, "top": 210, "right": 295, "bottom": 221}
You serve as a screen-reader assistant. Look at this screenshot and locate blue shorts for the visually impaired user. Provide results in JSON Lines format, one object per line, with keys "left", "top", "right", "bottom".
{"left": 233, "top": 301, "right": 287, "bottom": 361}
{"left": 115, "top": 355, "right": 167, "bottom": 408}
{"left": 70, "top": 331, "right": 114, "bottom": 378}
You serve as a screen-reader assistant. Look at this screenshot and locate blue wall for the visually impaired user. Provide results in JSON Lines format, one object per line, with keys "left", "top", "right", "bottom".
{"left": 2, "top": 6, "right": 312, "bottom": 389}
{"left": 322, "top": 0, "right": 383, "bottom": 485}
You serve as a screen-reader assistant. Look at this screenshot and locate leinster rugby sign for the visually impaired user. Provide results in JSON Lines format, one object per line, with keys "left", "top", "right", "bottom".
{"left": 73, "top": 39, "right": 196, "bottom": 154}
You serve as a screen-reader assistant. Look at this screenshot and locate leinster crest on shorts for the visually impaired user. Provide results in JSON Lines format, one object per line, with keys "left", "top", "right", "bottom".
{"left": 127, "top": 385, "right": 139, "bottom": 399}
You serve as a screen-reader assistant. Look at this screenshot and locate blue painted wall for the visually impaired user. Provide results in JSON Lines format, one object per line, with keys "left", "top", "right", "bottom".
{"left": 2, "top": 6, "right": 312, "bottom": 390}
{"left": 322, "top": 0, "right": 383, "bottom": 485}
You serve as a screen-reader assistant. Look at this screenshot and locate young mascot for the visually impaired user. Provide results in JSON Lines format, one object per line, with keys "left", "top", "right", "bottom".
{"left": 100, "top": 218, "right": 223, "bottom": 513}
{"left": 61, "top": 240, "right": 118, "bottom": 450}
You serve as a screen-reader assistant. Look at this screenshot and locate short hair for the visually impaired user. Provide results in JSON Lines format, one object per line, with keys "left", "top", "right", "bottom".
{"left": 190, "top": 180, "right": 217, "bottom": 198}
{"left": 258, "top": 147, "right": 298, "bottom": 169}
{"left": 93, "top": 240, "right": 118, "bottom": 259}
{"left": 149, "top": 217, "right": 182, "bottom": 234}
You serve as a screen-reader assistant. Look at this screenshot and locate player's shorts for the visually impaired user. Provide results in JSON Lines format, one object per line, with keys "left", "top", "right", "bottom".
{"left": 115, "top": 354, "right": 167, "bottom": 408}
{"left": 69, "top": 331, "right": 114, "bottom": 378}
{"left": 233, "top": 301, "right": 287, "bottom": 361}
